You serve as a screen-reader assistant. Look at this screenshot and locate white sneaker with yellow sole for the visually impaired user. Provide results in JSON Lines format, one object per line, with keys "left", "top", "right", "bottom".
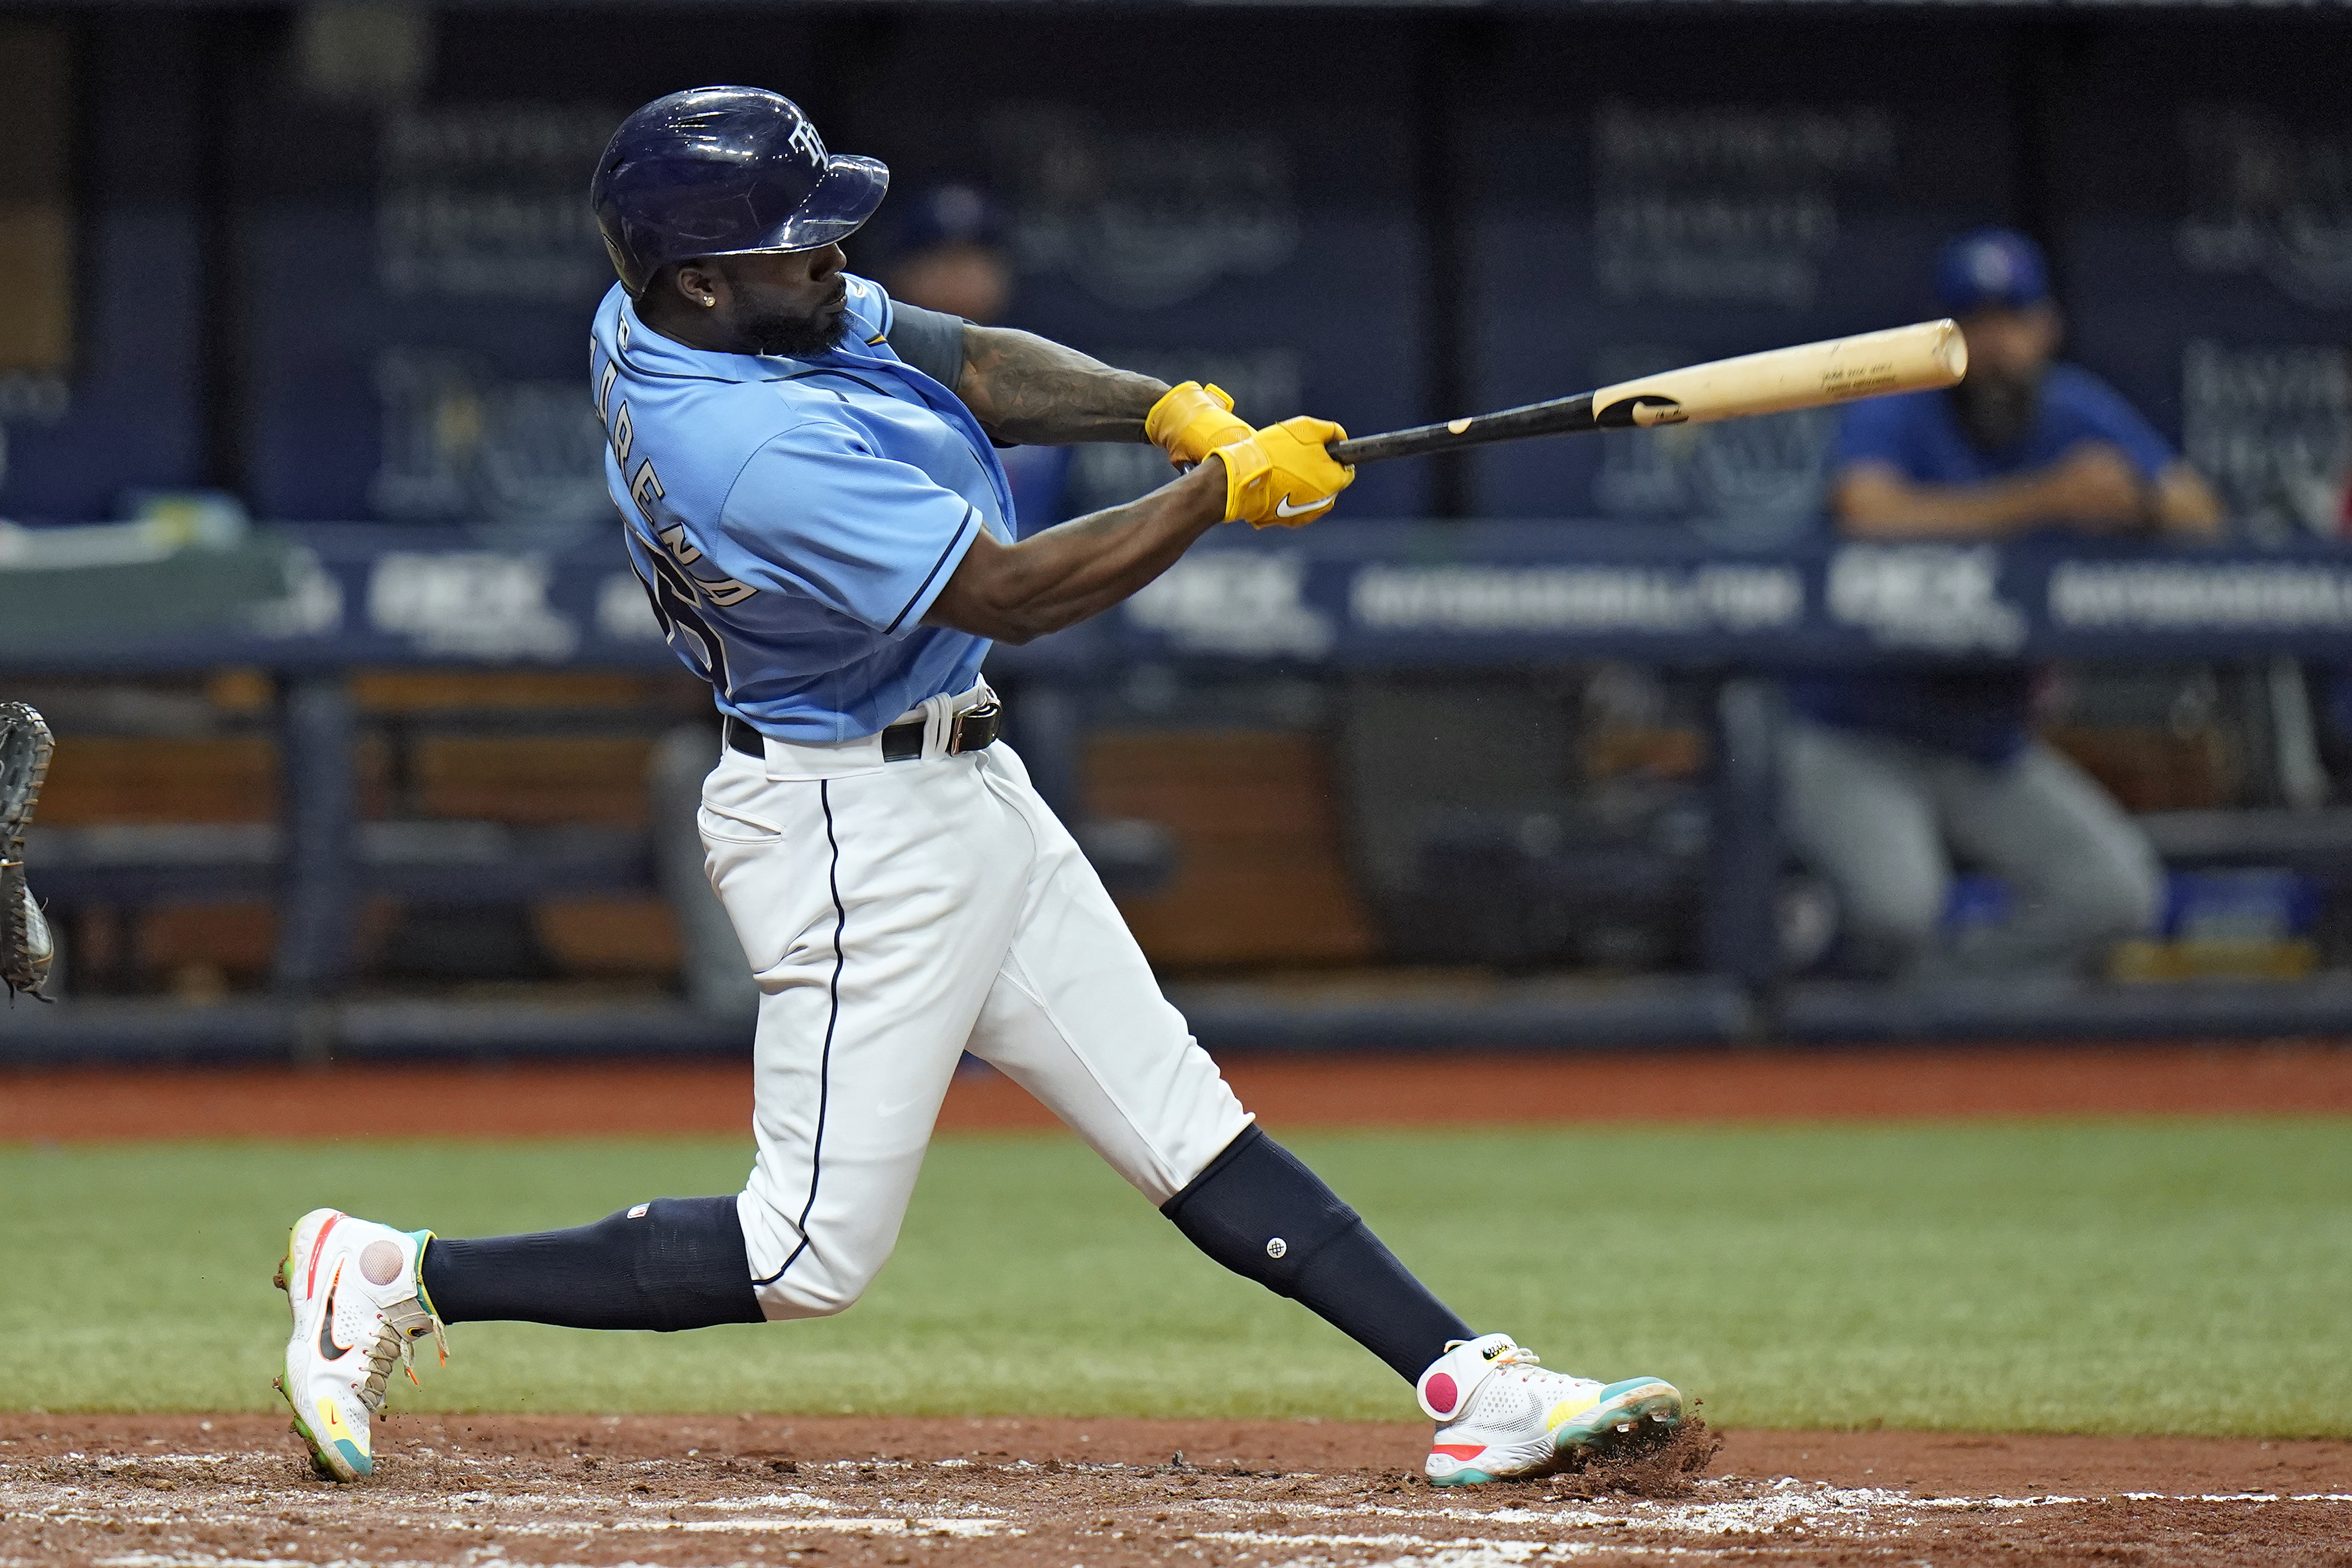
{"left": 1418, "top": 1333, "right": 1682, "bottom": 1485}
{"left": 272, "top": 1208, "right": 446, "bottom": 1481}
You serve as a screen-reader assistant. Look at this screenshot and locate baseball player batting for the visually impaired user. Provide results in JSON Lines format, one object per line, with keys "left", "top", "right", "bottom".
{"left": 272, "top": 86, "right": 1683, "bottom": 1488}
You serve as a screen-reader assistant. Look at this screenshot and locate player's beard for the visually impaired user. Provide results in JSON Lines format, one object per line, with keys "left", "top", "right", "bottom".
{"left": 738, "top": 294, "right": 851, "bottom": 358}
{"left": 1949, "top": 368, "right": 2042, "bottom": 455}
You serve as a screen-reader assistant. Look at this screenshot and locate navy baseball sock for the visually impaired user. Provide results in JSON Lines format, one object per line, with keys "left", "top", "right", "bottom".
{"left": 1161, "top": 1124, "right": 1473, "bottom": 1384}
{"left": 420, "top": 1196, "right": 764, "bottom": 1332}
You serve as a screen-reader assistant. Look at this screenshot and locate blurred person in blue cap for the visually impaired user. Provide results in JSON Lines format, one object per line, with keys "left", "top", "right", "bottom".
{"left": 881, "top": 184, "right": 1071, "bottom": 538}
{"left": 1837, "top": 226, "right": 2224, "bottom": 539}
{"left": 883, "top": 185, "right": 1014, "bottom": 325}
{"left": 1780, "top": 227, "right": 2223, "bottom": 982}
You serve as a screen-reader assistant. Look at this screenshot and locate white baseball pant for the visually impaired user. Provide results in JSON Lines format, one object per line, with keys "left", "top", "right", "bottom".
{"left": 698, "top": 683, "right": 1254, "bottom": 1319}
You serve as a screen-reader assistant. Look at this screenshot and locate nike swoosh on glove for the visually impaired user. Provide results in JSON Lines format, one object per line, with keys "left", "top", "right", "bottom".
{"left": 1214, "top": 416, "right": 1355, "bottom": 529}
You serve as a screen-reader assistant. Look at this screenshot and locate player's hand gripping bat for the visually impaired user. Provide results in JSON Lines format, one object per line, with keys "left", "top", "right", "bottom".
{"left": 1327, "top": 319, "right": 1967, "bottom": 466}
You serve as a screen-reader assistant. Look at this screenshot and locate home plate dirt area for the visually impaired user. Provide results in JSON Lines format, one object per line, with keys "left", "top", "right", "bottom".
{"left": 4, "top": 1416, "right": 2349, "bottom": 1568}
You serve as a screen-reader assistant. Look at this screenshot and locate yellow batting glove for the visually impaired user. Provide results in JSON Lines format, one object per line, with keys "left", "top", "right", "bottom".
{"left": 1146, "top": 381, "right": 1253, "bottom": 469}
{"left": 1214, "top": 416, "right": 1355, "bottom": 528}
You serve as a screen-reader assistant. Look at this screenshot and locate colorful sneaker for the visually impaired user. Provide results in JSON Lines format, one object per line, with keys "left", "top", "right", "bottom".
{"left": 272, "top": 1208, "right": 446, "bottom": 1481}
{"left": 1417, "top": 1332, "right": 1681, "bottom": 1485}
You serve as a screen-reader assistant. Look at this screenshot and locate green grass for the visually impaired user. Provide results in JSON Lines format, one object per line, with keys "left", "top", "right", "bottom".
{"left": 2, "top": 1121, "right": 2347, "bottom": 1435}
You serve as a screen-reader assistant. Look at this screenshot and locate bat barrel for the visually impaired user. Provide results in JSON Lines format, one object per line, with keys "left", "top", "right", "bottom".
{"left": 1592, "top": 317, "right": 1966, "bottom": 430}
{"left": 1324, "top": 319, "right": 1964, "bottom": 467}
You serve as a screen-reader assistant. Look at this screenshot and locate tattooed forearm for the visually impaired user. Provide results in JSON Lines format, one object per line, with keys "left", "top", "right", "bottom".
{"left": 958, "top": 324, "right": 1170, "bottom": 445}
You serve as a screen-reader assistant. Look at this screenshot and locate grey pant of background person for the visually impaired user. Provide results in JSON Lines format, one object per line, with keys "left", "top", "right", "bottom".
{"left": 1779, "top": 717, "right": 2164, "bottom": 981}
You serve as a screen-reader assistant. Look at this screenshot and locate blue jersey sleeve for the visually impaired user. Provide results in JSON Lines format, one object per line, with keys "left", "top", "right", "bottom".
{"left": 714, "top": 420, "right": 984, "bottom": 637}
{"left": 1830, "top": 390, "right": 1930, "bottom": 475}
{"left": 2043, "top": 365, "right": 2178, "bottom": 482}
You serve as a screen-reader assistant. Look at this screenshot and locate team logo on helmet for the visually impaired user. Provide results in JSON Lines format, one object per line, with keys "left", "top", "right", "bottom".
{"left": 786, "top": 118, "right": 825, "bottom": 167}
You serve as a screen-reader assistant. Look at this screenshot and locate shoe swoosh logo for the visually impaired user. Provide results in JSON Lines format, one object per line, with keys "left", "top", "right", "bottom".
{"left": 316, "top": 1261, "right": 353, "bottom": 1361}
{"left": 1272, "top": 493, "right": 1328, "bottom": 519}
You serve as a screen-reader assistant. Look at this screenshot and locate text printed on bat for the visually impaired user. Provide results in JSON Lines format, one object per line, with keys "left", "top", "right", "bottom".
{"left": 1818, "top": 360, "right": 1907, "bottom": 397}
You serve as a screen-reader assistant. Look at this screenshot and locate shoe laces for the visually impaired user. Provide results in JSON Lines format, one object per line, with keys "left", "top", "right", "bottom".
{"left": 356, "top": 1299, "right": 449, "bottom": 1413}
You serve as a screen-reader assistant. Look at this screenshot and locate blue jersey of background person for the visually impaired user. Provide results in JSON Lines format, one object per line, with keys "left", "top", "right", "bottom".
{"left": 592, "top": 274, "right": 1012, "bottom": 743}
{"left": 1788, "top": 234, "right": 2184, "bottom": 765}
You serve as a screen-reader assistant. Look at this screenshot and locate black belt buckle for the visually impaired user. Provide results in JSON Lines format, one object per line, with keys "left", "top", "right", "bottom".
{"left": 949, "top": 701, "right": 1001, "bottom": 756}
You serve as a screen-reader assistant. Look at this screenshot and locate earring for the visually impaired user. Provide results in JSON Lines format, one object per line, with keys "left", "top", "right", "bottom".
{"left": 700, "top": 296, "right": 717, "bottom": 308}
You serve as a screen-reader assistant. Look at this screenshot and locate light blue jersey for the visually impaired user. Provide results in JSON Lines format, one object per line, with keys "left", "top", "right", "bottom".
{"left": 590, "top": 277, "right": 1012, "bottom": 742}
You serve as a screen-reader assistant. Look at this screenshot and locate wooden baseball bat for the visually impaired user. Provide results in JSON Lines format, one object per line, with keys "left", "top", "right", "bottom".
{"left": 1327, "top": 319, "right": 1967, "bottom": 465}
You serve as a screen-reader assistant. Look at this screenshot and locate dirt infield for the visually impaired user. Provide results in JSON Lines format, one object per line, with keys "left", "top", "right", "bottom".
{"left": 3, "top": 1413, "right": 2348, "bottom": 1567}
{"left": 7, "top": 1039, "right": 2351, "bottom": 1142}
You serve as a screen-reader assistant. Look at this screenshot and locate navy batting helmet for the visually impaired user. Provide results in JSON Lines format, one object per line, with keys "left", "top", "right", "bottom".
{"left": 590, "top": 87, "right": 889, "bottom": 296}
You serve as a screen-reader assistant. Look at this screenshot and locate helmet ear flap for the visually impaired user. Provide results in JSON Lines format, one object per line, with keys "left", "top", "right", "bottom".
{"left": 603, "top": 236, "right": 645, "bottom": 297}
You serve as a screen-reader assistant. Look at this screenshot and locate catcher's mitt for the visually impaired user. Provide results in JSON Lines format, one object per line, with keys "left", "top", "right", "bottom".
{"left": 2, "top": 701, "right": 56, "bottom": 1001}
